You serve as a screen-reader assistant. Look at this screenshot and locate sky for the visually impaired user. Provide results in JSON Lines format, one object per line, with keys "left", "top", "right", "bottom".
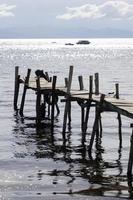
{"left": 0, "top": 0, "right": 133, "bottom": 38}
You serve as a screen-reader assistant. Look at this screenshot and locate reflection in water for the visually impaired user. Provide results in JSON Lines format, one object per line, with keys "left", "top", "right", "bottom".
{"left": 12, "top": 113, "right": 133, "bottom": 198}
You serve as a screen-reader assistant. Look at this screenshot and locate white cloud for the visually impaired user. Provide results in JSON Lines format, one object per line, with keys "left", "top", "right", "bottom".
{"left": 0, "top": 4, "right": 16, "bottom": 17}
{"left": 56, "top": 1, "right": 133, "bottom": 20}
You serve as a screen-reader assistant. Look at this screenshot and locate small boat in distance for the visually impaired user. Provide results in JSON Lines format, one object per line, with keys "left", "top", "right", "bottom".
{"left": 65, "top": 43, "right": 74, "bottom": 46}
{"left": 76, "top": 40, "right": 90, "bottom": 45}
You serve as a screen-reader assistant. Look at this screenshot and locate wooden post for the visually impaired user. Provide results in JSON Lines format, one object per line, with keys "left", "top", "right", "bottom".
{"left": 55, "top": 103, "right": 60, "bottom": 116}
{"left": 78, "top": 76, "right": 84, "bottom": 90}
{"left": 127, "top": 124, "right": 133, "bottom": 178}
{"left": 62, "top": 66, "right": 73, "bottom": 138}
{"left": 115, "top": 83, "right": 122, "bottom": 148}
{"left": 89, "top": 75, "right": 93, "bottom": 98}
{"left": 115, "top": 83, "right": 119, "bottom": 99}
{"left": 51, "top": 76, "right": 57, "bottom": 133}
{"left": 42, "top": 94, "right": 46, "bottom": 118}
{"left": 95, "top": 73, "right": 99, "bottom": 95}
{"left": 81, "top": 103, "right": 85, "bottom": 133}
{"left": 99, "top": 115, "right": 103, "bottom": 138}
{"left": 95, "top": 105, "right": 100, "bottom": 142}
{"left": 83, "top": 75, "right": 93, "bottom": 133}
{"left": 65, "top": 78, "right": 68, "bottom": 88}
{"left": 36, "top": 77, "right": 42, "bottom": 125}
{"left": 14, "top": 66, "right": 20, "bottom": 111}
{"left": 78, "top": 76, "right": 85, "bottom": 133}
{"left": 48, "top": 103, "right": 50, "bottom": 117}
{"left": 68, "top": 100, "right": 72, "bottom": 126}
{"left": 19, "top": 69, "right": 31, "bottom": 116}
{"left": 88, "top": 94, "right": 105, "bottom": 154}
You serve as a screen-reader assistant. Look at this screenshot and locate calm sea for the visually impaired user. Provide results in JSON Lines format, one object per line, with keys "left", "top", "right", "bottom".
{"left": 0, "top": 38, "right": 133, "bottom": 199}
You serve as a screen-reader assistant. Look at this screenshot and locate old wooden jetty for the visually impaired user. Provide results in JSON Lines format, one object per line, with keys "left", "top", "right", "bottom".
{"left": 14, "top": 66, "right": 133, "bottom": 178}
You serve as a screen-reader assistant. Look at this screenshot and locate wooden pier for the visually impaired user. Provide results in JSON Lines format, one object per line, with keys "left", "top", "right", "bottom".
{"left": 14, "top": 66, "right": 133, "bottom": 179}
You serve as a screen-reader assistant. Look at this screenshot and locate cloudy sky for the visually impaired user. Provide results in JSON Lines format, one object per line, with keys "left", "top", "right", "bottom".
{"left": 0, "top": 0, "right": 133, "bottom": 38}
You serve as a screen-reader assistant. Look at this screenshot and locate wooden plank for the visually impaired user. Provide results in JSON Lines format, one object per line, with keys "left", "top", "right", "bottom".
{"left": 104, "top": 100, "right": 133, "bottom": 119}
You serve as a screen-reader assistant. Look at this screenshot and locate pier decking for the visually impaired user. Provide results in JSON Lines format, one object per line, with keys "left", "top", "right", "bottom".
{"left": 14, "top": 66, "right": 133, "bottom": 178}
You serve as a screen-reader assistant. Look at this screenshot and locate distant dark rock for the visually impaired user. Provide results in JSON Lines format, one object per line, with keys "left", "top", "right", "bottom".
{"left": 65, "top": 43, "right": 74, "bottom": 46}
{"left": 76, "top": 40, "right": 90, "bottom": 45}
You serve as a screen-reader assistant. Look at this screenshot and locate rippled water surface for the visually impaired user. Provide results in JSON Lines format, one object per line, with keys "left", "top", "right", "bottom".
{"left": 0, "top": 38, "right": 133, "bottom": 199}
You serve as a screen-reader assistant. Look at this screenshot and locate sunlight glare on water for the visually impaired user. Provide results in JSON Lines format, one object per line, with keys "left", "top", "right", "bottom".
{"left": 0, "top": 38, "right": 133, "bottom": 199}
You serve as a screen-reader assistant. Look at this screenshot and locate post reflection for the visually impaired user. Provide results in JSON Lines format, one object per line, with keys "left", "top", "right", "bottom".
{"left": 12, "top": 114, "right": 133, "bottom": 198}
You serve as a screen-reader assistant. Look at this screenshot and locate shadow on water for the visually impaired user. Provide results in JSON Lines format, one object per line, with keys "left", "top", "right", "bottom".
{"left": 12, "top": 113, "right": 133, "bottom": 199}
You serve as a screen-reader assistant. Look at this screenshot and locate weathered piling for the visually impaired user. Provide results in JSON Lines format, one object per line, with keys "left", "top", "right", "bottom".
{"left": 83, "top": 75, "right": 93, "bottom": 133}
{"left": 95, "top": 73, "right": 99, "bottom": 95}
{"left": 115, "top": 83, "right": 119, "bottom": 99}
{"left": 78, "top": 76, "right": 84, "bottom": 90}
{"left": 62, "top": 66, "right": 73, "bottom": 138}
{"left": 36, "top": 77, "right": 42, "bottom": 125}
{"left": 127, "top": 124, "right": 133, "bottom": 178}
{"left": 51, "top": 76, "right": 57, "bottom": 132}
{"left": 14, "top": 66, "right": 20, "bottom": 111}
{"left": 88, "top": 94, "right": 105, "bottom": 154}
{"left": 78, "top": 76, "right": 85, "bottom": 133}
{"left": 115, "top": 83, "right": 122, "bottom": 148}
{"left": 19, "top": 69, "right": 31, "bottom": 116}
{"left": 89, "top": 75, "right": 93, "bottom": 97}
{"left": 65, "top": 78, "right": 68, "bottom": 88}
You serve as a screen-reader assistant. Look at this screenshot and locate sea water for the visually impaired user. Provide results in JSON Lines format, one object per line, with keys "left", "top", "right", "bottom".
{"left": 0, "top": 38, "right": 133, "bottom": 199}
